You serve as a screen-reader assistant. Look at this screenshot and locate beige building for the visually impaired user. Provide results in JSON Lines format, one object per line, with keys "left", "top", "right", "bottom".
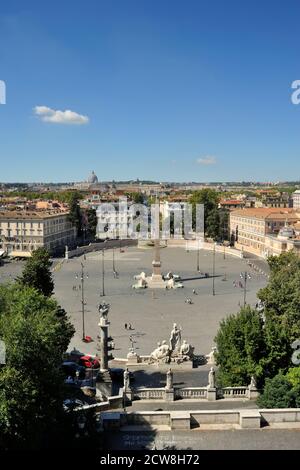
{"left": 0, "top": 209, "right": 76, "bottom": 257}
{"left": 264, "top": 225, "right": 300, "bottom": 257}
{"left": 230, "top": 208, "right": 300, "bottom": 257}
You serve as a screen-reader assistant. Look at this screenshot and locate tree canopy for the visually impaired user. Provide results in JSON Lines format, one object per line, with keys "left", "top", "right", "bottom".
{"left": 17, "top": 247, "right": 54, "bottom": 297}
{"left": 215, "top": 251, "right": 300, "bottom": 389}
{"left": 0, "top": 283, "right": 74, "bottom": 449}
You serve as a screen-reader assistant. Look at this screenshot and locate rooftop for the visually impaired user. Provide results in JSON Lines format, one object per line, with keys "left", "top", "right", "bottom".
{"left": 230, "top": 208, "right": 300, "bottom": 220}
{"left": 0, "top": 209, "right": 69, "bottom": 219}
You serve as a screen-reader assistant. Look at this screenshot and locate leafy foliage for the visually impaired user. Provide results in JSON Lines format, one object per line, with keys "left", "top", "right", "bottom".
{"left": 17, "top": 248, "right": 54, "bottom": 297}
{"left": 0, "top": 284, "right": 75, "bottom": 449}
{"left": 214, "top": 306, "right": 265, "bottom": 387}
{"left": 215, "top": 252, "right": 300, "bottom": 390}
{"left": 68, "top": 193, "right": 82, "bottom": 236}
{"left": 257, "top": 374, "right": 296, "bottom": 408}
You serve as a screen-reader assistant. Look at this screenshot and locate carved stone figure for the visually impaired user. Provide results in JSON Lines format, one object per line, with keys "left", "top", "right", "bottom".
{"left": 208, "top": 367, "right": 215, "bottom": 389}
{"left": 123, "top": 368, "right": 130, "bottom": 390}
{"left": 98, "top": 302, "right": 110, "bottom": 320}
{"left": 150, "top": 340, "right": 171, "bottom": 363}
{"left": 249, "top": 376, "right": 257, "bottom": 389}
{"left": 180, "top": 340, "right": 194, "bottom": 359}
{"left": 165, "top": 368, "right": 173, "bottom": 390}
{"left": 169, "top": 323, "right": 182, "bottom": 353}
{"left": 207, "top": 346, "right": 217, "bottom": 364}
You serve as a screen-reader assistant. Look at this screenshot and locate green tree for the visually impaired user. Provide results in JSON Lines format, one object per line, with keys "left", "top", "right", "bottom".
{"left": 0, "top": 284, "right": 75, "bottom": 449}
{"left": 86, "top": 208, "right": 98, "bottom": 239}
{"left": 68, "top": 193, "right": 82, "bottom": 236}
{"left": 17, "top": 247, "right": 54, "bottom": 297}
{"left": 214, "top": 306, "right": 266, "bottom": 387}
{"left": 131, "top": 192, "right": 144, "bottom": 204}
{"left": 206, "top": 207, "right": 220, "bottom": 239}
{"left": 189, "top": 189, "right": 220, "bottom": 239}
{"left": 257, "top": 374, "right": 295, "bottom": 408}
{"left": 258, "top": 251, "right": 300, "bottom": 377}
{"left": 286, "top": 366, "right": 300, "bottom": 388}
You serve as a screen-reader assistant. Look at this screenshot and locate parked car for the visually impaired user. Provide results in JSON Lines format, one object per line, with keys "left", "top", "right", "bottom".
{"left": 63, "top": 398, "right": 84, "bottom": 412}
{"left": 78, "top": 355, "right": 100, "bottom": 369}
{"left": 62, "top": 362, "right": 86, "bottom": 379}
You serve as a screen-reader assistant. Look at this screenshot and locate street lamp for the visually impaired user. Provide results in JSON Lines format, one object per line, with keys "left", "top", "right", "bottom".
{"left": 196, "top": 238, "right": 200, "bottom": 272}
{"left": 212, "top": 242, "right": 216, "bottom": 296}
{"left": 75, "top": 263, "right": 89, "bottom": 341}
{"left": 240, "top": 271, "right": 251, "bottom": 307}
{"left": 100, "top": 249, "right": 105, "bottom": 296}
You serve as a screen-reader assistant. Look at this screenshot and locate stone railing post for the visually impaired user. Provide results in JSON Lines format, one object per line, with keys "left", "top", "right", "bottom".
{"left": 248, "top": 376, "right": 259, "bottom": 400}
{"left": 207, "top": 366, "right": 217, "bottom": 401}
{"left": 164, "top": 368, "right": 175, "bottom": 402}
{"left": 123, "top": 368, "right": 133, "bottom": 405}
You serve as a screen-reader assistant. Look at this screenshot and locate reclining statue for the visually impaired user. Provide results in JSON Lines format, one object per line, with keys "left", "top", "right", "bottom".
{"left": 149, "top": 340, "right": 171, "bottom": 364}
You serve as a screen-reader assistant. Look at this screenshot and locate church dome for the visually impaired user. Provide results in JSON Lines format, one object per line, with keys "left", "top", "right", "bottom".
{"left": 87, "top": 171, "right": 98, "bottom": 184}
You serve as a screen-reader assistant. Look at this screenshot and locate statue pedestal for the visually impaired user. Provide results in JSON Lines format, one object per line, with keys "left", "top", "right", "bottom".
{"left": 164, "top": 388, "right": 175, "bottom": 402}
{"left": 207, "top": 387, "right": 217, "bottom": 401}
{"left": 123, "top": 387, "right": 133, "bottom": 405}
{"left": 146, "top": 274, "right": 168, "bottom": 289}
{"left": 127, "top": 353, "right": 140, "bottom": 365}
{"left": 248, "top": 387, "right": 259, "bottom": 400}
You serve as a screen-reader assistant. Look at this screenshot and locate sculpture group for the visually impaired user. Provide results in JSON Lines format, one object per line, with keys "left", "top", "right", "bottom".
{"left": 149, "top": 323, "right": 194, "bottom": 365}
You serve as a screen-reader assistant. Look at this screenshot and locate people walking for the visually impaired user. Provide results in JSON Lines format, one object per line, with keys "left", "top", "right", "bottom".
{"left": 125, "top": 323, "right": 127, "bottom": 330}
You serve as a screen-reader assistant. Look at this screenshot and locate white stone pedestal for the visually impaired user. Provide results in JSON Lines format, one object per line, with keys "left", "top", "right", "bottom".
{"left": 207, "top": 388, "right": 217, "bottom": 401}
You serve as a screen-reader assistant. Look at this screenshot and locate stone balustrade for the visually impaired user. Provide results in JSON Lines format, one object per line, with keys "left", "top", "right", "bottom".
{"left": 133, "top": 387, "right": 165, "bottom": 400}
{"left": 100, "top": 408, "right": 300, "bottom": 431}
{"left": 175, "top": 387, "right": 207, "bottom": 399}
{"left": 220, "top": 387, "right": 248, "bottom": 398}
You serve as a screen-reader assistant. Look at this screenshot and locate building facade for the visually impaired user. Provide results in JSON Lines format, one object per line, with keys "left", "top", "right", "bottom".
{"left": 230, "top": 208, "right": 300, "bottom": 257}
{"left": 292, "top": 190, "right": 300, "bottom": 209}
{"left": 0, "top": 210, "right": 76, "bottom": 257}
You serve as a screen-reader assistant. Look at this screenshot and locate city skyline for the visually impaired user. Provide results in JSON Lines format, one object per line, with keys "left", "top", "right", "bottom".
{"left": 1, "top": 0, "right": 300, "bottom": 182}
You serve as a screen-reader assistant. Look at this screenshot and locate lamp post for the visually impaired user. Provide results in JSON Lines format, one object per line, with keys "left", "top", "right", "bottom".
{"left": 112, "top": 246, "right": 115, "bottom": 273}
{"left": 240, "top": 271, "right": 251, "bottom": 307}
{"left": 212, "top": 242, "right": 216, "bottom": 296}
{"left": 76, "top": 263, "right": 88, "bottom": 341}
{"left": 196, "top": 238, "right": 200, "bottom": 272}
{"left": 101, "top": 249, "right": 105, "bottom": 297}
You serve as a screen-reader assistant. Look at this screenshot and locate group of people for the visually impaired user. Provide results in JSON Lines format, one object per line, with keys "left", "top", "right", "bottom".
{"left": 124, "top": 323, "right": 133, "bottom": 330}
{"left": 72, "top": 285, "right": 81, "bottom": 291}
{"left": 233, "top": 280, "right": 244, "bottom": 289}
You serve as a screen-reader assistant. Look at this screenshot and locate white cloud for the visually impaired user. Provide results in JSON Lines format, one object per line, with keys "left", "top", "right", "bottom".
{"left": 196, "top": 156, "right": 217, "bottom": 165}
{"left": 34, "top": 106, "right": 89, "bottom": 125}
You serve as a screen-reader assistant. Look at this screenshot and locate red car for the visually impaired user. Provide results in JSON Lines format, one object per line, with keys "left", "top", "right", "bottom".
{"left": 79, "top": 355, "right": 100, "bottom": 369}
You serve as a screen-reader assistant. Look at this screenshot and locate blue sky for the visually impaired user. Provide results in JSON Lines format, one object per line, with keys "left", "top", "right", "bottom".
{"left": 0, "top": 0, "right": 300, "bottom": 183}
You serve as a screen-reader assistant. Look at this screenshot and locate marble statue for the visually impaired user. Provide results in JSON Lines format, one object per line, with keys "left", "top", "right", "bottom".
{"left": 180, "top": 340, "right": 194, "bottom": 359}
{"left": 98, "top": 302, "right": 110, "bottom": 320}
{"left": 207, "top": 346, "right": 217, "bottom": 364}
{"left": 150, "top": 340, "right": 171, "bottom": 363}
{"left": 169, "top": 323, "right": 182, "bottom": 353}
{"left": 249, "top": 376, "right": 257, "bottom": 389}
{"left": 123, "top": 368, "right": 130, "bottom": 390}
{"left": 208, "top": 367, "right": 215, "bottom": 389}
{"left": 165, "top": 368, "right": 173, "bottom": 390}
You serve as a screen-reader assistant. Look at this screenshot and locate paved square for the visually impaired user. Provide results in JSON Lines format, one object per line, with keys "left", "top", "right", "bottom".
{"left": 52, "top": 245, "right": 268, "bottom": 359}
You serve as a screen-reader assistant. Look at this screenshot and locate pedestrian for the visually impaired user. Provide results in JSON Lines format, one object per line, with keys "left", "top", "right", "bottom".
{"left": 125, "top": 323, "right": 127, "bottom": 330}
{"left": 128, "top": 323, "right": 132, "bottom": 330}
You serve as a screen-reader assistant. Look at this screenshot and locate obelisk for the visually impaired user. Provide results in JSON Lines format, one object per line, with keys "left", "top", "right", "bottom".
{"left": 152, "top": 238, "right": 162, "bottom": 278}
